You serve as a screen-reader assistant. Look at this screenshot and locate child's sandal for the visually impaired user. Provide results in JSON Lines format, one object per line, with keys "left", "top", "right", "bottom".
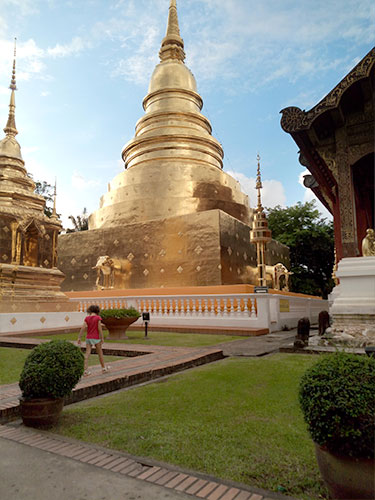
{"left": 83, "top": 370, "right": 91, "bottom": 377}
{"left": 102, "top": 366, "right": 111, "bottom": 374}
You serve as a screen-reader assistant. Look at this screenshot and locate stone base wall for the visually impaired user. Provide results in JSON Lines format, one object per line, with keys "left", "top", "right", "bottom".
{"left": 58, "top": 209, "right": 290, "bottom": 292}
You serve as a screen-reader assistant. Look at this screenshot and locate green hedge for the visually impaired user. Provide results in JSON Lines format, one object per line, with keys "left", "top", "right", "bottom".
{"left": 19, "top": 340, "right": 84, "bottom": 400}
{"left": 299, "top": 351, "right": 375, "bottom": 458}
{"left": 100, "top": 307, "right": 141, "bottom": 319}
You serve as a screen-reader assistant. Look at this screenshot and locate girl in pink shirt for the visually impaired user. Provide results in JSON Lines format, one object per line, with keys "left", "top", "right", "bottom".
{"left": 77, "top": 305, "right": 110, "bottom": 376}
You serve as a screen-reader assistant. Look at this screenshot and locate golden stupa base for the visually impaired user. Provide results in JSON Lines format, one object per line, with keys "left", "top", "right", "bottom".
{"left": 58, "top": 209, "right": 289, "bottom": 292}
{"left": 0, "top": 263, "right": 77, "bottom": 313}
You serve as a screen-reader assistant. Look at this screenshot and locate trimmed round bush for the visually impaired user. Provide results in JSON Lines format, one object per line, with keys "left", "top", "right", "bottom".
{"left": 299, "top": 352, "right": 375, "bottom": 458}
{"left": 100, "top": 307, "right": 141, "bottom": 319}
{"left": 19, "top": 340, "right": 84, "bottom": 400}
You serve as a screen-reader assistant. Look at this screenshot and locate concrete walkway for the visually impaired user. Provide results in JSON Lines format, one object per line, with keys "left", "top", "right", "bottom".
{"left": 218, "top": 329, "right": 298, "bottom": 357}
{"left": 0, "top": 423, "right": 297, "bottom": 500}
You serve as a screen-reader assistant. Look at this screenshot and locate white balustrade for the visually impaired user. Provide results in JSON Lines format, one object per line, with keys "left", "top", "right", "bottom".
{"left": 66, "top": 292, "right": 328, "bottom": 333}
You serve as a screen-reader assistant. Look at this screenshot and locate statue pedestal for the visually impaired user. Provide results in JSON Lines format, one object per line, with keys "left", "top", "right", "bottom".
{"left": 329, "top": 257, "right": 375, "bottom": 345}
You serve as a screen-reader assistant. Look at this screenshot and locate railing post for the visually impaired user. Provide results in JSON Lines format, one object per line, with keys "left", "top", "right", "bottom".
{"left": 254, "top": 295, "right": 271, "bottom": 330}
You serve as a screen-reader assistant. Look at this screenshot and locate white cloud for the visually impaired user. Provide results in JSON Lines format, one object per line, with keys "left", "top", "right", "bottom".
{"left": 1, "top": 0, "right": 371, "bottom": 94}
{"left": 71, "top": 171, "right": 100, "bottom": 190}
{"left": 57, "top": 190, "right": 90, "bottom": 230}
{"left": 182, "top": 0, "right": 375, "bottom": 90}
{"left": 22, "top": 145, "right": 39, "bottom": 154}
{"left": 47, "top": 37, "right": 91, "bottom": 58}
{"left": 0, "top": 38, "right": 46, "bottom": 83}
{"left": 1, "top": 0, "right": 38, "bottom": 17}
{"left": 25, "top": 156, "right": 55, "bottom": 185}
{"left": 0, "top": 34, "right": 90, "bottom": 87}
{"left": 226, "top": 170, "right": 287, "bottom": 209}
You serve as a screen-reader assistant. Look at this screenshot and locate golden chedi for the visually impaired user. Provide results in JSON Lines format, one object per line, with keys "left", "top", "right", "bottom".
{"left": 89, "top": 0, "right": 250, "bottom": 229}
{"left": 0, "top": 42, "right": 74, "bottom": 313}
{"left": 58, "top": 1, "right": 289, "bottom": 291}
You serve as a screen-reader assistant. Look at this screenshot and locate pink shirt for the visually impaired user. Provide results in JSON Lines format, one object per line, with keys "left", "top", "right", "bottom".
{"left": 85, "top": 315, "right": 102, "bottom": 339}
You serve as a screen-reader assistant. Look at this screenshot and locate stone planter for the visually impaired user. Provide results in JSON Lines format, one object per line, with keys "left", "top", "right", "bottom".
{"left": 101, "top": 316, "right": 139, "bottom": 340}
{"left": 315, "top": 443, "right": 374, "bottom": 499}
{"left": 20, "top": 397, "right": 64, "bottom": 428}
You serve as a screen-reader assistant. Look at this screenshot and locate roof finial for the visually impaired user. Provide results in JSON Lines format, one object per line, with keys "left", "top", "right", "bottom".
{"left": 159, "top": 0, "right": 185, "bottom": 62}
{"left": 255, "top": 153, "right": 263, "bottom": 212}
{"left": 4, "top": 38, "right": 18, "bottom": 137}
{"left": 51, "top": 178, "right": 58, "bottom": 219}
{"left": 166, "top": 0, "right": 180, "bottom": 37}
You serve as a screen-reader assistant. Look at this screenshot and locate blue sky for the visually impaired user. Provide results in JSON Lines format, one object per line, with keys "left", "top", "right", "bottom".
{"left": 0, "top": 0, "right": 374, "bottom": 229}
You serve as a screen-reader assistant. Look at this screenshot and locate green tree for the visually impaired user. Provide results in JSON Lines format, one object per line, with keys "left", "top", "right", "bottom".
{"left": 34, "top": 180, "right": 55, "bottom": 217}
{"left": 266, "top": 201, "right": 334, "bottom": 298}
{"left": 27, "top": 173, "right": 55, "bottom": 217}
{"left": 66, "top": 208, "right": 89, "bottom": 232}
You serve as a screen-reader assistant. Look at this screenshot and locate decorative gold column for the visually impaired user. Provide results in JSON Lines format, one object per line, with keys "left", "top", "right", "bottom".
{"left": 10, "top": 221, "right": 19, "bottom": 264}
{"left": 250, "top": 155, "right": 272, "bottom": 286}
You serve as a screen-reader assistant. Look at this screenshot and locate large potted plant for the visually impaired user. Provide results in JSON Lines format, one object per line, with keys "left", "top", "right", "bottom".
{"left": 299, "top": 351, "right": 375, "bottom": 499}
{"left": 100, "top": 307, "right": 141, "bottom": 340}
{"left": 19, "top": 340, "right": 84, "bottom": 428}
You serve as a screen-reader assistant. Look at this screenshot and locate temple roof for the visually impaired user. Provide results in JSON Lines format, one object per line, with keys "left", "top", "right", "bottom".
{"left": 279, "top": 47, "right": 375, "bottom": 215}
{"left": 280, "top": 47, "right": 375, "bottom": 134}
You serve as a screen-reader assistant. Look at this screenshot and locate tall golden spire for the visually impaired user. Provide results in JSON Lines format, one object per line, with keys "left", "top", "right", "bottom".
{"left": 4, "top": 38, "right": 18, "bottom": 138}
{"left": 159, "top": 0, "right": 185, "bottom": 62}
{"left": 250, "top": 154, "right": 272, "bottom": 287}
{"left": 92, "top": 0, "right": 250, "bottom": 232}
{"left": 51, "top": 178, "right": 58, "bottom": 220}
{"left": 255, "top": 153, "right": 263, "bottom": 212}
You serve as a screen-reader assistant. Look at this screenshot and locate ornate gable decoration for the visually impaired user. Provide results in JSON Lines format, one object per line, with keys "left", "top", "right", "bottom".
{"left": 280, "top": 47, "right": 375, "bottom": 133}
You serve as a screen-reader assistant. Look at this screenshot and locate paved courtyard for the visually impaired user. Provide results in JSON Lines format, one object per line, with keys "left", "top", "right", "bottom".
{"left": 0, "top": 331, "right": 300, "bottom": 500}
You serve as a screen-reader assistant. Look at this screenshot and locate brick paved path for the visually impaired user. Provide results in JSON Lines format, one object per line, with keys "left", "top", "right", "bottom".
{"left": 0, "top": 338, "right": 224, "bottom": 423}
{"left": 0, "top": 423, "right": 296, "bottom": 500}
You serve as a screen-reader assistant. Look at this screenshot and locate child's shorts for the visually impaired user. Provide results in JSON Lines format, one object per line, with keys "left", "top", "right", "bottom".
{"left": 86, "top": 339, "right": 102, "bottom": 345}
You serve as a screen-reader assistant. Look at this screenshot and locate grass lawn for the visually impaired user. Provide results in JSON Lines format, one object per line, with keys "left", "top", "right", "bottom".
{"left": 39, "top": 330, "right": 241, "bottom": 347}
{"left": 51, "top": 353, "right": 327, "bottom": 500}
{"left": 0, "top": 347, "right": 122, "bottom": 385}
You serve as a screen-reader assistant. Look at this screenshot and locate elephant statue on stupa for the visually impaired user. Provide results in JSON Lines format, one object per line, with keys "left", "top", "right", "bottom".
{"left": 93, "top": 255, "right": 131, "bottom": 289}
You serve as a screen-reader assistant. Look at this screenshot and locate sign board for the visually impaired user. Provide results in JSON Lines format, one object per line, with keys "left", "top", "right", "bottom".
{"left": 142, "top": 312, "right": 150, "bottom": 322}
{"left": 254, "top": 286, "right": 268, "bottom": 293}
{"left": 279, "top": 299, "right": 290, "bottom": 312}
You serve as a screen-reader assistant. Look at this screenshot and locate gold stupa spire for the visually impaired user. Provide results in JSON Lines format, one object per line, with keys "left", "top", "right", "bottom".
{"left": 255, "top": 153, "right": 263, "bottom": 212}
{"left": 90, "top": 0, "right": 251, "bottom": 231}
{"left": 51, "top": 178, "right": 58, "bottom": 220}
{"left": 159, "top": 0, "right": 185, "bottom": 62}
{"left": 250, "top": 154, "right": 272, "bottom": 287}
{"left": 4, "top": 38, "right": 18, "bottom": 138}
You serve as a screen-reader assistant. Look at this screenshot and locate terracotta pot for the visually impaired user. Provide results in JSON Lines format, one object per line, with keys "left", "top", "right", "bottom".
{"left": 20, "top": 397, "right": 64, "bottom": 428}
{"left": 101, "top": 316, "right": 138, "bottom": 340}
{"left": 314, "top": 443, "right": 374, "bottom": 499}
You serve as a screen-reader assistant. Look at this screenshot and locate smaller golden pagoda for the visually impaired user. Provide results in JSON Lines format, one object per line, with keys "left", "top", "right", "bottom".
{"left": 0, "top": 40, "right": 74, "bottom": 313}
{"left": 250, "top": 155, "right": 272, "bottom": 286}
